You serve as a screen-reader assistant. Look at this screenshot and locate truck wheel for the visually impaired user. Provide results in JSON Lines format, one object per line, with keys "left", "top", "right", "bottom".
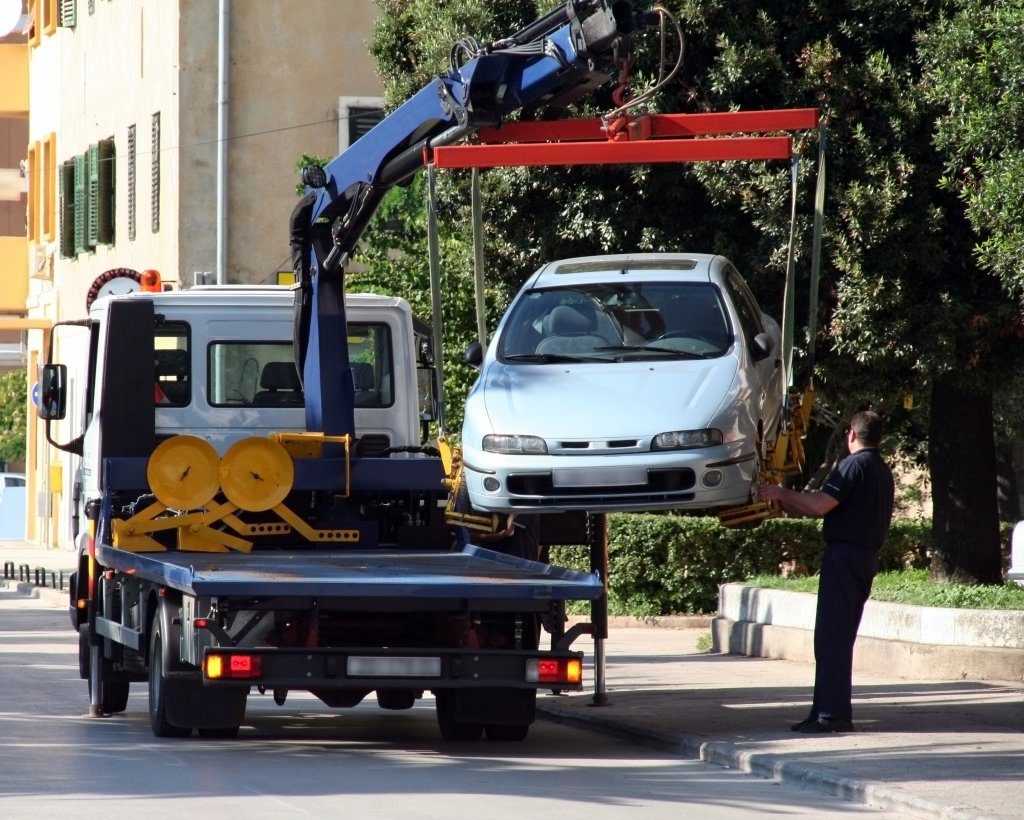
{"left": 81, "top": 624, "right": 130, "bottom": 713}
{"left": 435, "top": 691, "right": 483, "bottom": 741}
{"left": 148, "top": 618, "right": 191, "bottom": 738}
{"left": 484, "top": 723, "right": 530, "bottom": 742}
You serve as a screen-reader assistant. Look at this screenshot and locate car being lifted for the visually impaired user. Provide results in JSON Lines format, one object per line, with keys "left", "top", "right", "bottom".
{"left": 460, "top": 253, "right": 786, "bottom": 513}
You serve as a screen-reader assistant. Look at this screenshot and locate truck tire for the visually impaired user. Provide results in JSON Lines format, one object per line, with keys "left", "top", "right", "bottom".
{"left": 435, "top": 691, "right": 483, "bottom": 741}
{"left": 148, "top": 617, "right": 192, "bottom": 738}
{"left": 80, "top": 624, "right": 131, "bottom": 714}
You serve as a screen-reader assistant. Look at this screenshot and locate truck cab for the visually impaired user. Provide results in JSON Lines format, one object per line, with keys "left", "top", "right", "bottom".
{"left": 44, "top": 286, "right": 438, "bottom": 549}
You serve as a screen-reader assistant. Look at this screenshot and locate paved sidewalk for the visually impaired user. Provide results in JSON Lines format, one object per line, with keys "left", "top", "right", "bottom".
{"left": 4, "top": 539, "right": 1022, "bottom": 818}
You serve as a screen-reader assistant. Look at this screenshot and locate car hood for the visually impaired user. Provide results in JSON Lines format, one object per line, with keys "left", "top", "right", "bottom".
{"left": 475, "top": 356, "right": 741, "bottom": 440}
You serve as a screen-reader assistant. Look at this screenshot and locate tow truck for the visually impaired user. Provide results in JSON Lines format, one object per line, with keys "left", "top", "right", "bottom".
{"left": 38, "top": 0, "right": 823, "bottom": 742}
{"left": 37, "top": 1, "right": 662, "bottom": 742}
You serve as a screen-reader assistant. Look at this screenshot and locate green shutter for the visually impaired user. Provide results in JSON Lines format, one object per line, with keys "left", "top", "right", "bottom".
{"left": 86, "top": 144, "right": 99, "bottom": 248}
{"left": 59, "top": 161, "right": 76, "bottom": 258}
{"left": 73, "top": 154, "right": 87, "bottom": 255}
{"left": 59, "top": 0, "right": 76, "bottom": 28}
{"left": 97, "top": 138, "right": 115, "bottom": 244}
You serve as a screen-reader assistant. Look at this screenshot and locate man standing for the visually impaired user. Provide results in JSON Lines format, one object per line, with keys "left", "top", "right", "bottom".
{"left": 758, "top": 410, "right": 895, "bottom": 733}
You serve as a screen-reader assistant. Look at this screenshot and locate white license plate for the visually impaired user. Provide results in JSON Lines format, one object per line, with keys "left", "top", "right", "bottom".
{"left": 346, "top": 656, "right": 442, "bottom": 677}
{"left": 551, "top": 466, "right": 647, "bottom": 488}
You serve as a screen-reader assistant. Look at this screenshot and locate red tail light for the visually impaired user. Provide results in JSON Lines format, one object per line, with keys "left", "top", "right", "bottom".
{"left": 205, "top": 653, "right": 262, "bottom": 680}
{"left": 525, "top": 657, "right": 583, "bottom": 685}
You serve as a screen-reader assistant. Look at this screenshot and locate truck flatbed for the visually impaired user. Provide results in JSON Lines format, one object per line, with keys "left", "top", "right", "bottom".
{"left": 94, "top": 543, "right": 603, "bottom": 602}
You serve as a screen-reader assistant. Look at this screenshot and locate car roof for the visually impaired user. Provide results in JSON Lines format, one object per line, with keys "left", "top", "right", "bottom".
{"left": 529, "top": 253, "right": 725, "bottom": 288}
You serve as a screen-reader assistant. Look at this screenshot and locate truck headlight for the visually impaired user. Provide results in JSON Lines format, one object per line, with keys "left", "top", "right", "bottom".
{"left": 652, "top": 429, "right": 723, "bottom": 451}
{"left": 483, "top": 434, "right": 548, "bottom": 455}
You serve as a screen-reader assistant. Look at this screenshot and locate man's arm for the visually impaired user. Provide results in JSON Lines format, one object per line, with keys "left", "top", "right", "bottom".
{"left": 757, "top": 484, "right": 839, "bottom": 519}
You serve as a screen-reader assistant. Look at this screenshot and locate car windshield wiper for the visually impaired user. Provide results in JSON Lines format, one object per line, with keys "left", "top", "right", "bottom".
{"left": 504, "top": 352, "right": 595, "bottom": 363}
{"left": 594, "top": 345, "right": 705, "bottom": 360}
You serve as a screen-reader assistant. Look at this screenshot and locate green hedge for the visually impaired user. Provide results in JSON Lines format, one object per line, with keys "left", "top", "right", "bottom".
{"left": 550, "top": 515, "right": 939, "bottom": 616}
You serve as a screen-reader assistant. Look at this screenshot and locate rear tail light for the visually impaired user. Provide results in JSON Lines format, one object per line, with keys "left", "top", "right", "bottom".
{"left": 525, "top": 657, "right": 582, "bottom": 685}
{"left": 205, "top": 653, "right": 262, "bottom": 680}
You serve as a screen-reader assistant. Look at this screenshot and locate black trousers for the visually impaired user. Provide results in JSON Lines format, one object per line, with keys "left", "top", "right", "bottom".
{"left": 811, "top": 540, "right": 879, "bottom": 721}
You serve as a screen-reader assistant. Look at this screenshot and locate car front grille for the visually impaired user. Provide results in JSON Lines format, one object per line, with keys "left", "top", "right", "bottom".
{"left": 507, "top": 468, "right": 695, "bottom": 501}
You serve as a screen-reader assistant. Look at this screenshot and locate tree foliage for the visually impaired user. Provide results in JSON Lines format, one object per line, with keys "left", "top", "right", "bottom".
{"left": 361, "top": 0, "right": 1022, "bottom": 583}
{"left": 0, "top": 369, "right": 27, "bottom": 465}
{"left": 922, "top": 0, "right": 1024, "bottom": 300}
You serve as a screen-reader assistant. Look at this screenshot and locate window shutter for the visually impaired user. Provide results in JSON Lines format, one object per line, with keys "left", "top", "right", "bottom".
{"left": 86, "top": 143, "right": 99, "bottom": 248}
{"left": 59, "top": 0, "right": 76, "bottom": 28}
{"left": 97, "top": 138, "right": 115, "bottom": 244}
{"left": 59, "top": 161, "right": 76, "bottom": 258}
{"left": 348, "top": 106, "right": 384, "bottom": 147}
{"left": 127, "top": 124, "right": 136, "bottom": 241}
{"left": 73, "top": 154, "right": 87, "bottom": 255}
{"left": 151, "top": 112, "right": 160, "bottom": 234}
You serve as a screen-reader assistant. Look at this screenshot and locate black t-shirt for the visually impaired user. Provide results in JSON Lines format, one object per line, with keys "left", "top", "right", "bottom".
{"left": 820, "top": 448, "right": 895, "bottom": 551}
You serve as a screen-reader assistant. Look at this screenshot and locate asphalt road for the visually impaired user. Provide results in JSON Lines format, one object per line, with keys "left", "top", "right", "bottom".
{"left": 0, "top": 587, "right": 900, "bottom": 818}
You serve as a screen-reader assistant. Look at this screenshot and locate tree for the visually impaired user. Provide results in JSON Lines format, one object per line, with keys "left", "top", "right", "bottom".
{"left": 0, "top": 369, "right": 27, "bottom": 466}
{"left": 365, "top": 0, "right": 1019, "bottom": 583}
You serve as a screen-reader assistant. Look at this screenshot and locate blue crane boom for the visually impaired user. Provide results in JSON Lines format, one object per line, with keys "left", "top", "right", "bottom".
{"left": 291, "top": 1, "right": 648, "bottom": 439}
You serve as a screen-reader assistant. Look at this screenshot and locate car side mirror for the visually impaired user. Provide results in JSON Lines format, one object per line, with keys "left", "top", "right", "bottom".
{"left": 38, "top": 364, "right": 68, "bottom": 420}
{"left": 464, "top": 341, "right": 483, "bottom": 369}
{"left": 752, "top": 332, "right": 774, "bottom": 361}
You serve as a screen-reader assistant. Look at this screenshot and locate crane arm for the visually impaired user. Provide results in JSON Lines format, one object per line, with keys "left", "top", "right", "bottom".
{"left": 292, "top": 1, "right": 649, "bottom": 438}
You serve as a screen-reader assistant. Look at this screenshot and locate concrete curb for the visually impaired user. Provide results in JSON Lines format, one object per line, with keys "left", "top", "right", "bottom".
{"left": 0, "top": 577, "right": 67, "bottom": 607}
{"left": 536, "top": 699, "right": 993, "bottom": 820}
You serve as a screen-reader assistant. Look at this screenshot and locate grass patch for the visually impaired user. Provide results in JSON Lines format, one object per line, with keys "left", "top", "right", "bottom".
{"left": 745, "top": 569, "right": 1024, "bottom": 610}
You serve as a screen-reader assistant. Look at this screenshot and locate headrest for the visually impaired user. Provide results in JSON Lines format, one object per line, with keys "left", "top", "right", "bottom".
{"left": 260, "top": 361, "right": 301, "bottom": 391}
{"left": 155, "top": 348, "right": 188, "bottom": 376}
{"left": 351, "top": 362, "right": 375, "bottom": 391}
{"left": 547, "top": 304, "right": 596, "bottom": 335}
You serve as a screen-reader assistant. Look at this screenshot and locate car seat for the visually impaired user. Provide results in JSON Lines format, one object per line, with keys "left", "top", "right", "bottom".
{"left": 535, "top": 304, "right": 611, "bottom": 356}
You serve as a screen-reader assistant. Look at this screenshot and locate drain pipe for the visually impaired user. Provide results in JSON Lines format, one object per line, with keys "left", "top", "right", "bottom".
{"left": 215, "top": 0, "right": 230, "bottom": 284}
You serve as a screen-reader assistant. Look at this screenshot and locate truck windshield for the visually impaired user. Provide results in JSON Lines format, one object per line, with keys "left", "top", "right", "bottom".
{"left": 207, "top": 323, "right": 393, "bottom": 408}
{"left": 498, "top": 281, "right": 733, "bottom": 362}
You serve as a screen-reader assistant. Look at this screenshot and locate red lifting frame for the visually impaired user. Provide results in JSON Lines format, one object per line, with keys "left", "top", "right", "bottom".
{"left": 431, "top": 108, "right": 820, "bottom": 170}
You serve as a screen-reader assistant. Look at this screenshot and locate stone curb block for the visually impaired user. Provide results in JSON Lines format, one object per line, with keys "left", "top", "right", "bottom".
{"left": 536, "top": 700, "right": 982, "bottom": 820}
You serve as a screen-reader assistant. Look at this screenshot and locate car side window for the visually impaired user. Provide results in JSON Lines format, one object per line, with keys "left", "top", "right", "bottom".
{"left": 724, "top": 269, "right": 765, "bottom": 354}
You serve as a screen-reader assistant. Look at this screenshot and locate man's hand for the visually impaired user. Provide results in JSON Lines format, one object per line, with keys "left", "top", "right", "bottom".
{"left": 756, "top": 483, "right": 838, "bottom": 518}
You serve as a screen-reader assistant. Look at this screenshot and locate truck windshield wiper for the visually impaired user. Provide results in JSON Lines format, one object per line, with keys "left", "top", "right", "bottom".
{"left": 594, "top": 345, "right": 705, "bottom": 360}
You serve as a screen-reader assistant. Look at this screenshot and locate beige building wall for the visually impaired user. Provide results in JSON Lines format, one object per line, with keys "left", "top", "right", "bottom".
{"left": 25, "top": 0, "right": 382, "bottom": 547}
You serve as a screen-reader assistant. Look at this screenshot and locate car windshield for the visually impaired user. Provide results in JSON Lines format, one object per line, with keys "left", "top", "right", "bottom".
{"left": 498, "top": 281, "right": 732, "bottom": 362}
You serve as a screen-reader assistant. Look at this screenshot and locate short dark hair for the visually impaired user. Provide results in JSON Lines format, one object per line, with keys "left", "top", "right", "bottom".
{"left": 850, "top": 410, "right": 884, "bottom": 447}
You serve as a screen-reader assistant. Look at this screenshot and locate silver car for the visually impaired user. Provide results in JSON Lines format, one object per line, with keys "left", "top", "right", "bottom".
{"left": 460, "top": 253, "right": 786, "bottom": 513}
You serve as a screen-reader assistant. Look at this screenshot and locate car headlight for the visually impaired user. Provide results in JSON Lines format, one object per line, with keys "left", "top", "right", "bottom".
{"left": 651, "top": 429, "right": 723, "bottom": 451}
{"left": 482, "top": 434, "right": 548, "bottom": 455}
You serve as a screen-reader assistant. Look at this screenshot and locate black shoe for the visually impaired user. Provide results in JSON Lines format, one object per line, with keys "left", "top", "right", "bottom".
{"left": 790, "top": 715, "right": 818, "bottom": 732}
{"left": 798, "top": 716, "right": 854, "bottom": 734}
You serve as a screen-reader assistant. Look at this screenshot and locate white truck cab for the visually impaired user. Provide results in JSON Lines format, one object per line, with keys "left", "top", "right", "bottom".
{"left": 43, "top": 286, "right": 438, "bottom": 548}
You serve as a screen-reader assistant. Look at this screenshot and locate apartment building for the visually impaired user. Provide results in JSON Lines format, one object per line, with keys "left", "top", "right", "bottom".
{"left": 24, "top": 0, "right": 383, "bottom": 545}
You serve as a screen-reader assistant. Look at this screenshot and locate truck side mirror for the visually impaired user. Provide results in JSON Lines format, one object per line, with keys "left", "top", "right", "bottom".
{"left": 38, "top": 364, "right": 68, "bottom": 420}
{"left": 464, "top": 341, "right": 483, "bottom": 368}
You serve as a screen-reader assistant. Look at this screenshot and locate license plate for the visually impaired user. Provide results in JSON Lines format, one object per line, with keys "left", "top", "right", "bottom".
{"left": 551, "top": 466, "right": 647, "bottom": 488}
{"left": 346, "top": 656, "right": 442, "bottom": 677}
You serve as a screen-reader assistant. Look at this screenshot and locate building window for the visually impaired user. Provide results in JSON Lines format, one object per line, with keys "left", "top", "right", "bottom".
{"left": 73, "top": 154, "right": 86, "bottom": 255}
{"left": 151, "top": 112, "right": 160, "bottom": 234}
{"left": 86, "top": 138, "right": 115, "bottom": 246}
{"left": 338, "top": 97, "right": 385, "bottom": 152}
{"left": 26, "top": 143, "right": 37, "bottom": 242}
{"left": 58, "top": 0, "right": 74, "bottom": 29}
{"left": 42, "top": 134, "right": 56, "bottom": 242}
{"left": 126, "top": 124, "right": 136, "bottom": 241}
{"left": 59, "top": 160, "right": 75, "bottom": 258}
{"left": 25, "top": 134, "right": 57, "bottom": 244}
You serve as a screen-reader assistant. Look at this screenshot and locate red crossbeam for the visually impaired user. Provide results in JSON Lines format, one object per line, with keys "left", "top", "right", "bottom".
{"left": 477, "top": 108, "right": 819, "bottom": 144}
{"left": 432, "top": 136, "right": 793, "bottom": 169}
